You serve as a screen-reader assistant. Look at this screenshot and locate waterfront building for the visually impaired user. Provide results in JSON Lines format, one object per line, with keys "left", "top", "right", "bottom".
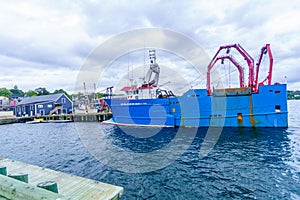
{"left": 0, "top": 96, "right": 9, "bottom": 110}
{"left": 12, "top": 93, "right": 73, "bottom": 117}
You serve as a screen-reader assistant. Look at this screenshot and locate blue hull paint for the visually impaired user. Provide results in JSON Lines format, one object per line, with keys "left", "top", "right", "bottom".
{"left": 104, "top": 84, "right": 288, "bottom": 127}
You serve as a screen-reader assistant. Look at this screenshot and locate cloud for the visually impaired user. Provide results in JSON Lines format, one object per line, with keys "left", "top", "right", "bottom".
{"left": 0, "top": 1, "right": 102, "bottom": 68}
{"left": 0, "top": 0, "right": 299, "bottom": 92}
{"left": 0, "top": 54, "right": 77, "bottom": 92}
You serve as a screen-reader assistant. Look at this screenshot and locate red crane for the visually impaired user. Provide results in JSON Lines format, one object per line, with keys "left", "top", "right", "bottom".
{"left": 254, "top": 44, "right": 273, "bottom": 92}
{"left": 207, "top": 44, "right": 255, "bottom": 95}
{"left": 207, "top": 55, "right": 245, "bottom": 90}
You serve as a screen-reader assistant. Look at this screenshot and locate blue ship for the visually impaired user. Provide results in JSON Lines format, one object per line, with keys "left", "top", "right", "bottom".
{"left": 103, "top": 44, "right": 288, "bottom": 127}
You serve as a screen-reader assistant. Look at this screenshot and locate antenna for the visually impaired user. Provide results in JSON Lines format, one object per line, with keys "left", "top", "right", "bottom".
{"left": 127, "top": 52, "right": 130, "bottom": 80}
{"left": 143, "top": 38, "right": 146, "bottom": 82}
{"left": 149, "top": 50, "right": 156, "bottom": 64}
{"left": 83, "top": 82, "right": 88, "bottom": 113}
{"left": 93, "top": 83, "right": 96, "bottom": 100}
{"left": 144, "top": 50, "right": 160, "bottom": 86}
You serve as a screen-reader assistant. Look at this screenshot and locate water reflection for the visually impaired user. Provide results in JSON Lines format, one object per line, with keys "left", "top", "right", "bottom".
{"left": 0, "top": 101, "right": 298, "bottom": 199}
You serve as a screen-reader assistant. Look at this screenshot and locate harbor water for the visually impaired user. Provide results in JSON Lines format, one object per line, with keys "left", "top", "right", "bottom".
{"left": 0, "top": 101, "right": 299, "bottom": 199}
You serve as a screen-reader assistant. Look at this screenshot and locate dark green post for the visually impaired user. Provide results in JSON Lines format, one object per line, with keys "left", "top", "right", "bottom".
{"left": 0, "top": 166, "right": 7, "bottom": 176}
{"left": 37, "top": 181, "right": 58, "bottom": 193}
{"left": 8, "top": 173, "right": 28, "bottom": 183}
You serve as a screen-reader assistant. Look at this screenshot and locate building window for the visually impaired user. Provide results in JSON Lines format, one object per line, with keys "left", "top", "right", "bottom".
{"left": 22, "top": 106, "right": 25, "bottom": 112}
{"left": 38, "top": 104, "right": 43, "bottom": 108}
{"left": 30, "top": 105, "right": 33, "bottom": 110}
{"left": 61, "top": 98, "right": 66, "bottom": 104}
{"left": 47, "top": 104, "right": 52, "bottom": 108}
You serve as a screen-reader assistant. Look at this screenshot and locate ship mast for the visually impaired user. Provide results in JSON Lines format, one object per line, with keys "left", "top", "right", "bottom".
{"left": 144, "top": 50, "right": 160, "bottom": 87}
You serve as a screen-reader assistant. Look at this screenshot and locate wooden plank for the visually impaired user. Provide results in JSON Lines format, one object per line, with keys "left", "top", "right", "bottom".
{"left": 0, "top": 175, "right": 66, "bottom": 200}
{"left": 0, "top": 158, "right": 123, "bottom": 200}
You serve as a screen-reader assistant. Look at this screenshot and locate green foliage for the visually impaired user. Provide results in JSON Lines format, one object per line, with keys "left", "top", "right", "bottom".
{"left": 10, "top": 89, "right": 23, "bottom": 95}
{"left": 34, "top": 87, "right": 50, "bottom": 96}
{"left": 71, "top": 92, "right": 84, "bottom": 100}
{"left": 10, "top": 85, "right": 24, "bottom": 95}
{"left": 95, "top": 93, "right": 105, "bottom": 98}
{"left": 24, "top": 90, "right": 37, "bottom": 97}
{"left": 287, "top": 90, "right": 300, "bottom": 100}
{"left": 52, "top": 89, "right": 71, "bottom": 99}
{"left": 0, "top": 88, "right": 12, "bottom": 98}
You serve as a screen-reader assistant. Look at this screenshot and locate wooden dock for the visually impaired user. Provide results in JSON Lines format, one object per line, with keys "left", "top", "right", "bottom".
{"left": 0, "top": 111, "right": 17, "bottom": 125}
{"left": 73, "top": 113, "right": 112, "bottom": 122}
{"left": 15, "top": 113, "right": 112, "bottom": 123}
{"left": 0, "top": 116, "right": 17, "bottom": 125}
{"left": 0, "top": 158, "right": 123, "bottom": 199}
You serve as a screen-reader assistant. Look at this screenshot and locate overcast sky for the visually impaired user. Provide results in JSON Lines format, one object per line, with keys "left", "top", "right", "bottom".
{"left": 0, "top": 0, "right": 299, "bottom": 94}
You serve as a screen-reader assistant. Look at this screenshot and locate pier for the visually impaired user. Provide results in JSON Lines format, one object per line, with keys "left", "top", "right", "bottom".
{"left": 0, "top": 158, "right": 123, "bottom": 199}
{"left": 0, "top": 116, "right": 17, "bottom": 125}
{"left": 0, "top": 113, "right": 113, "bottom": 124}
{"left": 73, "top": 113, "right": 112, "bottom": 122}
{"left": 0, "top": 111, "right": 17, "bottom": 125}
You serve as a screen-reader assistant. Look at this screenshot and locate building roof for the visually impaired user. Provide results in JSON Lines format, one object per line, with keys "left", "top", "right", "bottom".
{"left": 17, "top": 93, "right": 66, "bottom": 105}
{"left": 0, "top": 96, "right": 9, "bottom": 100}
{"left": 120, "top": 86, "right": 137, "bottom": 91}
{"left": 10, "top": 94, "right": 24, "bottom": 98}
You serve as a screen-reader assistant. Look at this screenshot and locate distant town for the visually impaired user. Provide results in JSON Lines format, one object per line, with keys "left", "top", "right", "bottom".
{"left": 0, "top": 85, "right": 107, "bottom": 114}
{"left": 287, "top": 90, "right": 300, "bottom": 100}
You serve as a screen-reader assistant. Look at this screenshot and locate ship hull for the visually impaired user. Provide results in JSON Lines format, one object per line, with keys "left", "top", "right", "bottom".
{"left": 103, "top": 84, "right": 288, "bottom": 128}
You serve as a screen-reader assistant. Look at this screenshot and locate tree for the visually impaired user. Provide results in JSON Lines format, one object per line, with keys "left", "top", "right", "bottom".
{"left": 0, "top": 88, "right": 12, "bottom": 98}
{"left": 72, "top": 92, "right": 84, "bottom": 100}
{"left": 35, "top": 87, "right": 50, "bottom": 96}
{"left": 52, "top": 89, "right": 71, "bottom": 99}
{"left": 287, "top": 90, "right": 300, "bottom": 100}
{"left": 25, "top": 90, "right": 37, "bottom": 97}
{"left": 95, "top": 93, "right": 105, "bottom": 98}
{"left": 10, "top": 85, "right": 24, "bottom": 95}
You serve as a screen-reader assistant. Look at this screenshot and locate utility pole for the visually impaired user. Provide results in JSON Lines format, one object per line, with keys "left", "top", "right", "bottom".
{"left": 93, "top": 83, "right": 96, "bottom": 100}
{"left": 84, "top": 82, "right": 88, "bottom": 113}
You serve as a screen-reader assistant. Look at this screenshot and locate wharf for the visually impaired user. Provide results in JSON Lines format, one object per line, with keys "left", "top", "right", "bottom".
{"left": 73, "top": 113, "right": 112, "bottom": 122}
{"left": 0, "top": 111, "right": 17, "bottom": 125}
{"left": 0, "top": 116, "right": 17, "bottom": 125}
{"left": 16, "top": 113, "right": 112, "bottom": 123}
{"left": 0, "top": 158, "right": 123, "bottom": 199}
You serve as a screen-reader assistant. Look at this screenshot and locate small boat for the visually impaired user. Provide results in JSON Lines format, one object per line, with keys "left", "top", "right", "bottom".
{"left": 102, "top": 45, "right": 288, "bottom": 128}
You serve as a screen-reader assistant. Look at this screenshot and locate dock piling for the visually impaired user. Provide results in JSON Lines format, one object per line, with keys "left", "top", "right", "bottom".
{"left": 0, "top": 166, "right": 7, "bottom": 176}
{"left": 8, "top": 173, "right": 28, "bottom": 183}
{"left": 37, "top": 180, "right": 59, "bottom": 193}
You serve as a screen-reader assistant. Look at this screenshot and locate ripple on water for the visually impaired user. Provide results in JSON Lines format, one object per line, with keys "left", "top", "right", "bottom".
{"left": 0, "top": 101, "right": 299, "bottom": 199}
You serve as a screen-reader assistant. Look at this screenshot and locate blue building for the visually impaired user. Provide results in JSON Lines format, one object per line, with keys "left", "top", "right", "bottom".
{"left": 13, "top": 93, "right": 73, "bottom": 117}
{"left": 10, "top": 94, "right": 24, "bottom": 102}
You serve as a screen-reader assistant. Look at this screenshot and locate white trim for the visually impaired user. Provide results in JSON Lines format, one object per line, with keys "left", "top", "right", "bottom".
{"left": 101, "top": 119, "right": 173, "bottom": 128}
